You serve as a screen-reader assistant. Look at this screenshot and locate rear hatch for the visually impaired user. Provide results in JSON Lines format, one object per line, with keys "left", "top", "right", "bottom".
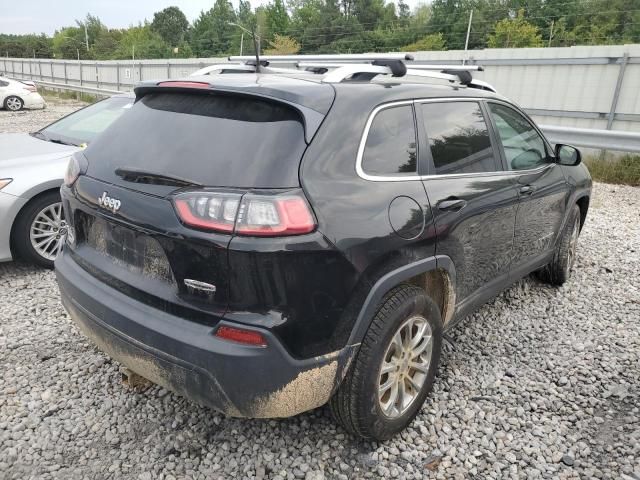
{"left": 66, "top": 84, "right": 331, "bottom": 323}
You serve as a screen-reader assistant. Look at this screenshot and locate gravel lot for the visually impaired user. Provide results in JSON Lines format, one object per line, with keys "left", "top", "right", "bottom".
{"left": 1, "top": 102, "right": 639, "bottom": 480}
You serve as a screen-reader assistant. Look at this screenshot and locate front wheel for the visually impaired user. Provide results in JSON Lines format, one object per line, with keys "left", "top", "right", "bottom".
{"left": 330, "top": 284, "right": 443, "bottom": 440}
{"left": 12, "top": 191, "right": 67, "bottom": 268}
{"left": 4, "top": 95, "right": 24, "bottom": 111}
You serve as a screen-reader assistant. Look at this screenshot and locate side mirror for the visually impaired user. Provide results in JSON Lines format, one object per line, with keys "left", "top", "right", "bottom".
{"left": 555, "top": 144, "right": 582, "bottom": 166}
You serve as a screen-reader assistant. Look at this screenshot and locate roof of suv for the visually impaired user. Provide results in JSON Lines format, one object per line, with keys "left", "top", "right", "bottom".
{"left": 135, "top": 72, "right": 503, "bottom": 116}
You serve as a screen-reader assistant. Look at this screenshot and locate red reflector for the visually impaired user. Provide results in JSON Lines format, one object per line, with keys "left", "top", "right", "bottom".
{"left": 215, "top": 326, "right": 267, "bottom": 347}
{"left": 157, "top": 81, "right": 209, "bottom": 89}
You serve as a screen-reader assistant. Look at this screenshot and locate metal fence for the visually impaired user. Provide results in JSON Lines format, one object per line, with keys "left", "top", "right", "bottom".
{"left": 3, "top": 45, "right": 639, "bottom": 184}
{"left": 3, "top": 44, "right": 640, "bottom": 133}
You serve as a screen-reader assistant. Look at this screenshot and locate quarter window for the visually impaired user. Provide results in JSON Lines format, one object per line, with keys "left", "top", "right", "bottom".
{"left": 421, "top": 102, "right": 497, "bottom": 175}
{"left": 488, "top": 103, "right": 549, "bottom": 171}
{"left": 362, "top": 105, "right": 417, "bottom": 176}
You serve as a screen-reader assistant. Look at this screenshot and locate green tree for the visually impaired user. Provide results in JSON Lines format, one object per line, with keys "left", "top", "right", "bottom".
{"left": 488, "top": 10, "right": 544, "bottom": 48}
{"left": 403, "top": 33, "right": 446, "bottom": 51}
{"left": 112, "top": 24, "right": 170, "bottom": 59}
{"left": 265, "top": 34, "right": 301, "bottom": 54}
{"left": 191, "top": 0, "right": 238, "bottom": 56}
{"left": 265, "top": 0, "right": 289, "bottom": 38}
{"left": 93, "top": 29, "right": 123, "bottom": 59}
{"left": 353, "top": 0, "right": 387, "bottom": 28}
{"left": 52, "top": 27, "right": 89, "bottom": 59}
{"left": 151, "top": 6, "right": 190, "bottom": 47}
{"left": 397, "top": 0, "right": 411, "bottom": 25}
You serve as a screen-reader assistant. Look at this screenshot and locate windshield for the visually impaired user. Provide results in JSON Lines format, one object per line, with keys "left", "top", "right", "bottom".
{"left": 85, "top": 91, "right": 307, "bottom": 189}
{"left": 40, "top": 96, "right": 133, "bottom": 146}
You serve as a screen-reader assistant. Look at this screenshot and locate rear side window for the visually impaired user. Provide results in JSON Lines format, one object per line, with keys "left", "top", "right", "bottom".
{"left": 85, "top": 92, "right": 307, "bottom": 188}
{"left": 421, "top": 102, "right": 497, "bottom": 175}
{"left": 362, "top": 105, "right": 417, "bottom": 176}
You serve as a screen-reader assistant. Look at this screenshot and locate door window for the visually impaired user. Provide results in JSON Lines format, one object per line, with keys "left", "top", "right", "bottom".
{"left": 362, "top": 104, "right": 417, "bottom": 176}
{"left": 421, "top": 101, "right": 497, "bottom": 175}
{"left": 488, "top": 103, "right": 549, "bottom": 171}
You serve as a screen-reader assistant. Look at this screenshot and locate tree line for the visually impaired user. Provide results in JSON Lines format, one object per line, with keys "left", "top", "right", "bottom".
{"left": 1, "top": 0, "right": 638, "bottom": 60}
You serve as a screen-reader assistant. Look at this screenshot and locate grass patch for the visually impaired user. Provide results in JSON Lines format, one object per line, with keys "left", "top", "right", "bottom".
{"left": 40, "top": 87, "right": 102, "bottom": 104}
{"left": 583, "top": 153, "right": 640, "bottom": 186}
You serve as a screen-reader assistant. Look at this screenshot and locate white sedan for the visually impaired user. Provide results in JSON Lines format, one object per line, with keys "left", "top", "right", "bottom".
{"left": 0, "top": 76, "right": 46, "bottom": 111}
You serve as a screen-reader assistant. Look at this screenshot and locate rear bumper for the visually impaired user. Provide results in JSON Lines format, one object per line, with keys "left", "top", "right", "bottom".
{"left": 23, "top": 92, "right": 46, "bottom": 109}
{"left": 55, "top": 249, "right": 356, "bottom": 417}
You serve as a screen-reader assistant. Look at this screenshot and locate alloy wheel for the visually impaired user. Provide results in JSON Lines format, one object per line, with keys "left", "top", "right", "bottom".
{"left": 378, "top": 315, "right": 433, "bottom": 418}
{"left": 29, "top": 202, "right": 67, "bottom": 261}
{"left": 6, "top": 97, "right": 23, "bottom": 111}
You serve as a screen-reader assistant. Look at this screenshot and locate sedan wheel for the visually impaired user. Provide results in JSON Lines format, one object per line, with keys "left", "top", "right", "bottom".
{"left": 5, "top": 95, "right": 24, "bottom": 111}
{"left": 13, "top": 191, "right": 66, "bottom": 268}
{"left": 29, "top": 202, "right": 67, "bottom": 261}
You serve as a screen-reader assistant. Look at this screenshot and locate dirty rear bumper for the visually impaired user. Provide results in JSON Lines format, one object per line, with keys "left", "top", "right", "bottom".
{"left": 55, "top": 250, "right": 356, "bottom": 418}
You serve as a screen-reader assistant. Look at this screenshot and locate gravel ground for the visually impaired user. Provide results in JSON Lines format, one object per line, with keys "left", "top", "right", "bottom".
{"left": 1, "top": 103, "right": 639, "bottom": 480}
{"left": 0, "top": 96, "right": 88, "bottom": 134}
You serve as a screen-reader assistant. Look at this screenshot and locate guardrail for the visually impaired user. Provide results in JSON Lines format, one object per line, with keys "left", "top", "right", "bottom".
{"left": 18, "top": 77, "right": 640, "bottom": 154}
{"left": 31, "top": 79, "right": 126, "bottom": 96}
{"left": 540, "top": 125, "right": 640, "bottom": 153}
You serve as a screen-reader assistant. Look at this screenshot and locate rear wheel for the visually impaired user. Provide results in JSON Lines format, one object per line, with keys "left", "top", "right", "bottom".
{"left": 4, "top": 95, "right": 24, "bottom": 111}
{"left": 13, "top": 191, "right": 67, "bottom": 268}
{"left": 330, "top": 284, "right": 442, "bottom": 440}
{"left": 538, "top": 204, "right": 581, "bottom": 286}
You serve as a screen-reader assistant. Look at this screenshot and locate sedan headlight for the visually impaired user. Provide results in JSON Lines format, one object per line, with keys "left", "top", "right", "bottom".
{"left": 0, "top": 179, "right": 12, "bottom": 191}
{"left": 64, "top": 153, "right": 88, "bottom": 187}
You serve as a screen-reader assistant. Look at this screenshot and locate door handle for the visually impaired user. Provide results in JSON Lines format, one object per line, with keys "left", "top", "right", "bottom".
{"left": 519, "top": 185, "right": 535, "bottom": 196}
{"left": 437, "top": 198, "right": 467, "bottom": 212}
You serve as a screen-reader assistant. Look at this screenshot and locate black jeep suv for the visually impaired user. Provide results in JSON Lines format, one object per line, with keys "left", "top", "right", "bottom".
{"left": 55, "top": 64, "right": 591, "bottom": 440}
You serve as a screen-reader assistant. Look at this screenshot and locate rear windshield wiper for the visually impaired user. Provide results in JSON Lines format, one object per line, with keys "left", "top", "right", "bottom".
{"left": 115, "top": 168, "right": 203, "bottom": 187}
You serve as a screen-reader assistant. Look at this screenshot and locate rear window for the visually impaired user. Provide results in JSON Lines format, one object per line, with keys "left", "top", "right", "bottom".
{"left": 85, "top": 92, "right": 307, "bottom": 188}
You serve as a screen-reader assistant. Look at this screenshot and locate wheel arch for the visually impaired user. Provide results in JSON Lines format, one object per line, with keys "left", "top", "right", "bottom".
{"left": 347, "top": 255, "right": 456, "bottom": 346}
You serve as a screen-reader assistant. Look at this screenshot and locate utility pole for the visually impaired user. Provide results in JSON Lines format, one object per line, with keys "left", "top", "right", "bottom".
{"left": 548, "top": 20, "right": 554, "bottom": 48}
{"left": 84, "top": 23, "right": 89, "bottom": 51}
{"left": 463, "top": 10, "right": 473, "bottom": 65}
{"left": 240, "top": 33, "right": 244, "bottom": 56}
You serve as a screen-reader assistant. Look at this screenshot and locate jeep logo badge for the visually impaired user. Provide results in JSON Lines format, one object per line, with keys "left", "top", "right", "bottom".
{"left": 98, "top": 192, "right": 121, "bottom": 213}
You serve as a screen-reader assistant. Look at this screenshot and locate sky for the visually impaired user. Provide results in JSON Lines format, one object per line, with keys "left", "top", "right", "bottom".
{"left": 0, "top": 0, "right": 427, "bottom": 36}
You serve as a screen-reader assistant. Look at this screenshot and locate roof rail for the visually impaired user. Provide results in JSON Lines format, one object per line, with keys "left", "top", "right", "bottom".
{"left": 194, "top": 54, "right": 496, "bottom": 92}
{"left": 229, "top": 53, "right": 414, "bottom": 62}
{"left": 296, "top": 62, "right": 483, "bottom": 72}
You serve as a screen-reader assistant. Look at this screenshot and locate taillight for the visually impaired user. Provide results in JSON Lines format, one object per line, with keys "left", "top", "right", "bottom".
{"left": 23, "top": 84, "right": 37, "bottom": 92}
{"left": 214, "top": 325, "right": 267, "bottom": 347}
{"left": 174, "top": 192, "right": 241, "bottom": 232}
{"left": 173, "top": 190, "right": 316, "bottom": 236}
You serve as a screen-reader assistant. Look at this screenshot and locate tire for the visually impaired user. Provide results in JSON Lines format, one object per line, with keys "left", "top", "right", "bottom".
{"left": 330, "top": 284, "right": 443, "bottom": 440}
{"left": 12, "top": 191, "right": 67, "bottom": 268}
{"left": 538, "top": 204, "right": 581, "bottom": 286}
{"left": 4, "top": 95, "right": 24, "bottom": 111}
